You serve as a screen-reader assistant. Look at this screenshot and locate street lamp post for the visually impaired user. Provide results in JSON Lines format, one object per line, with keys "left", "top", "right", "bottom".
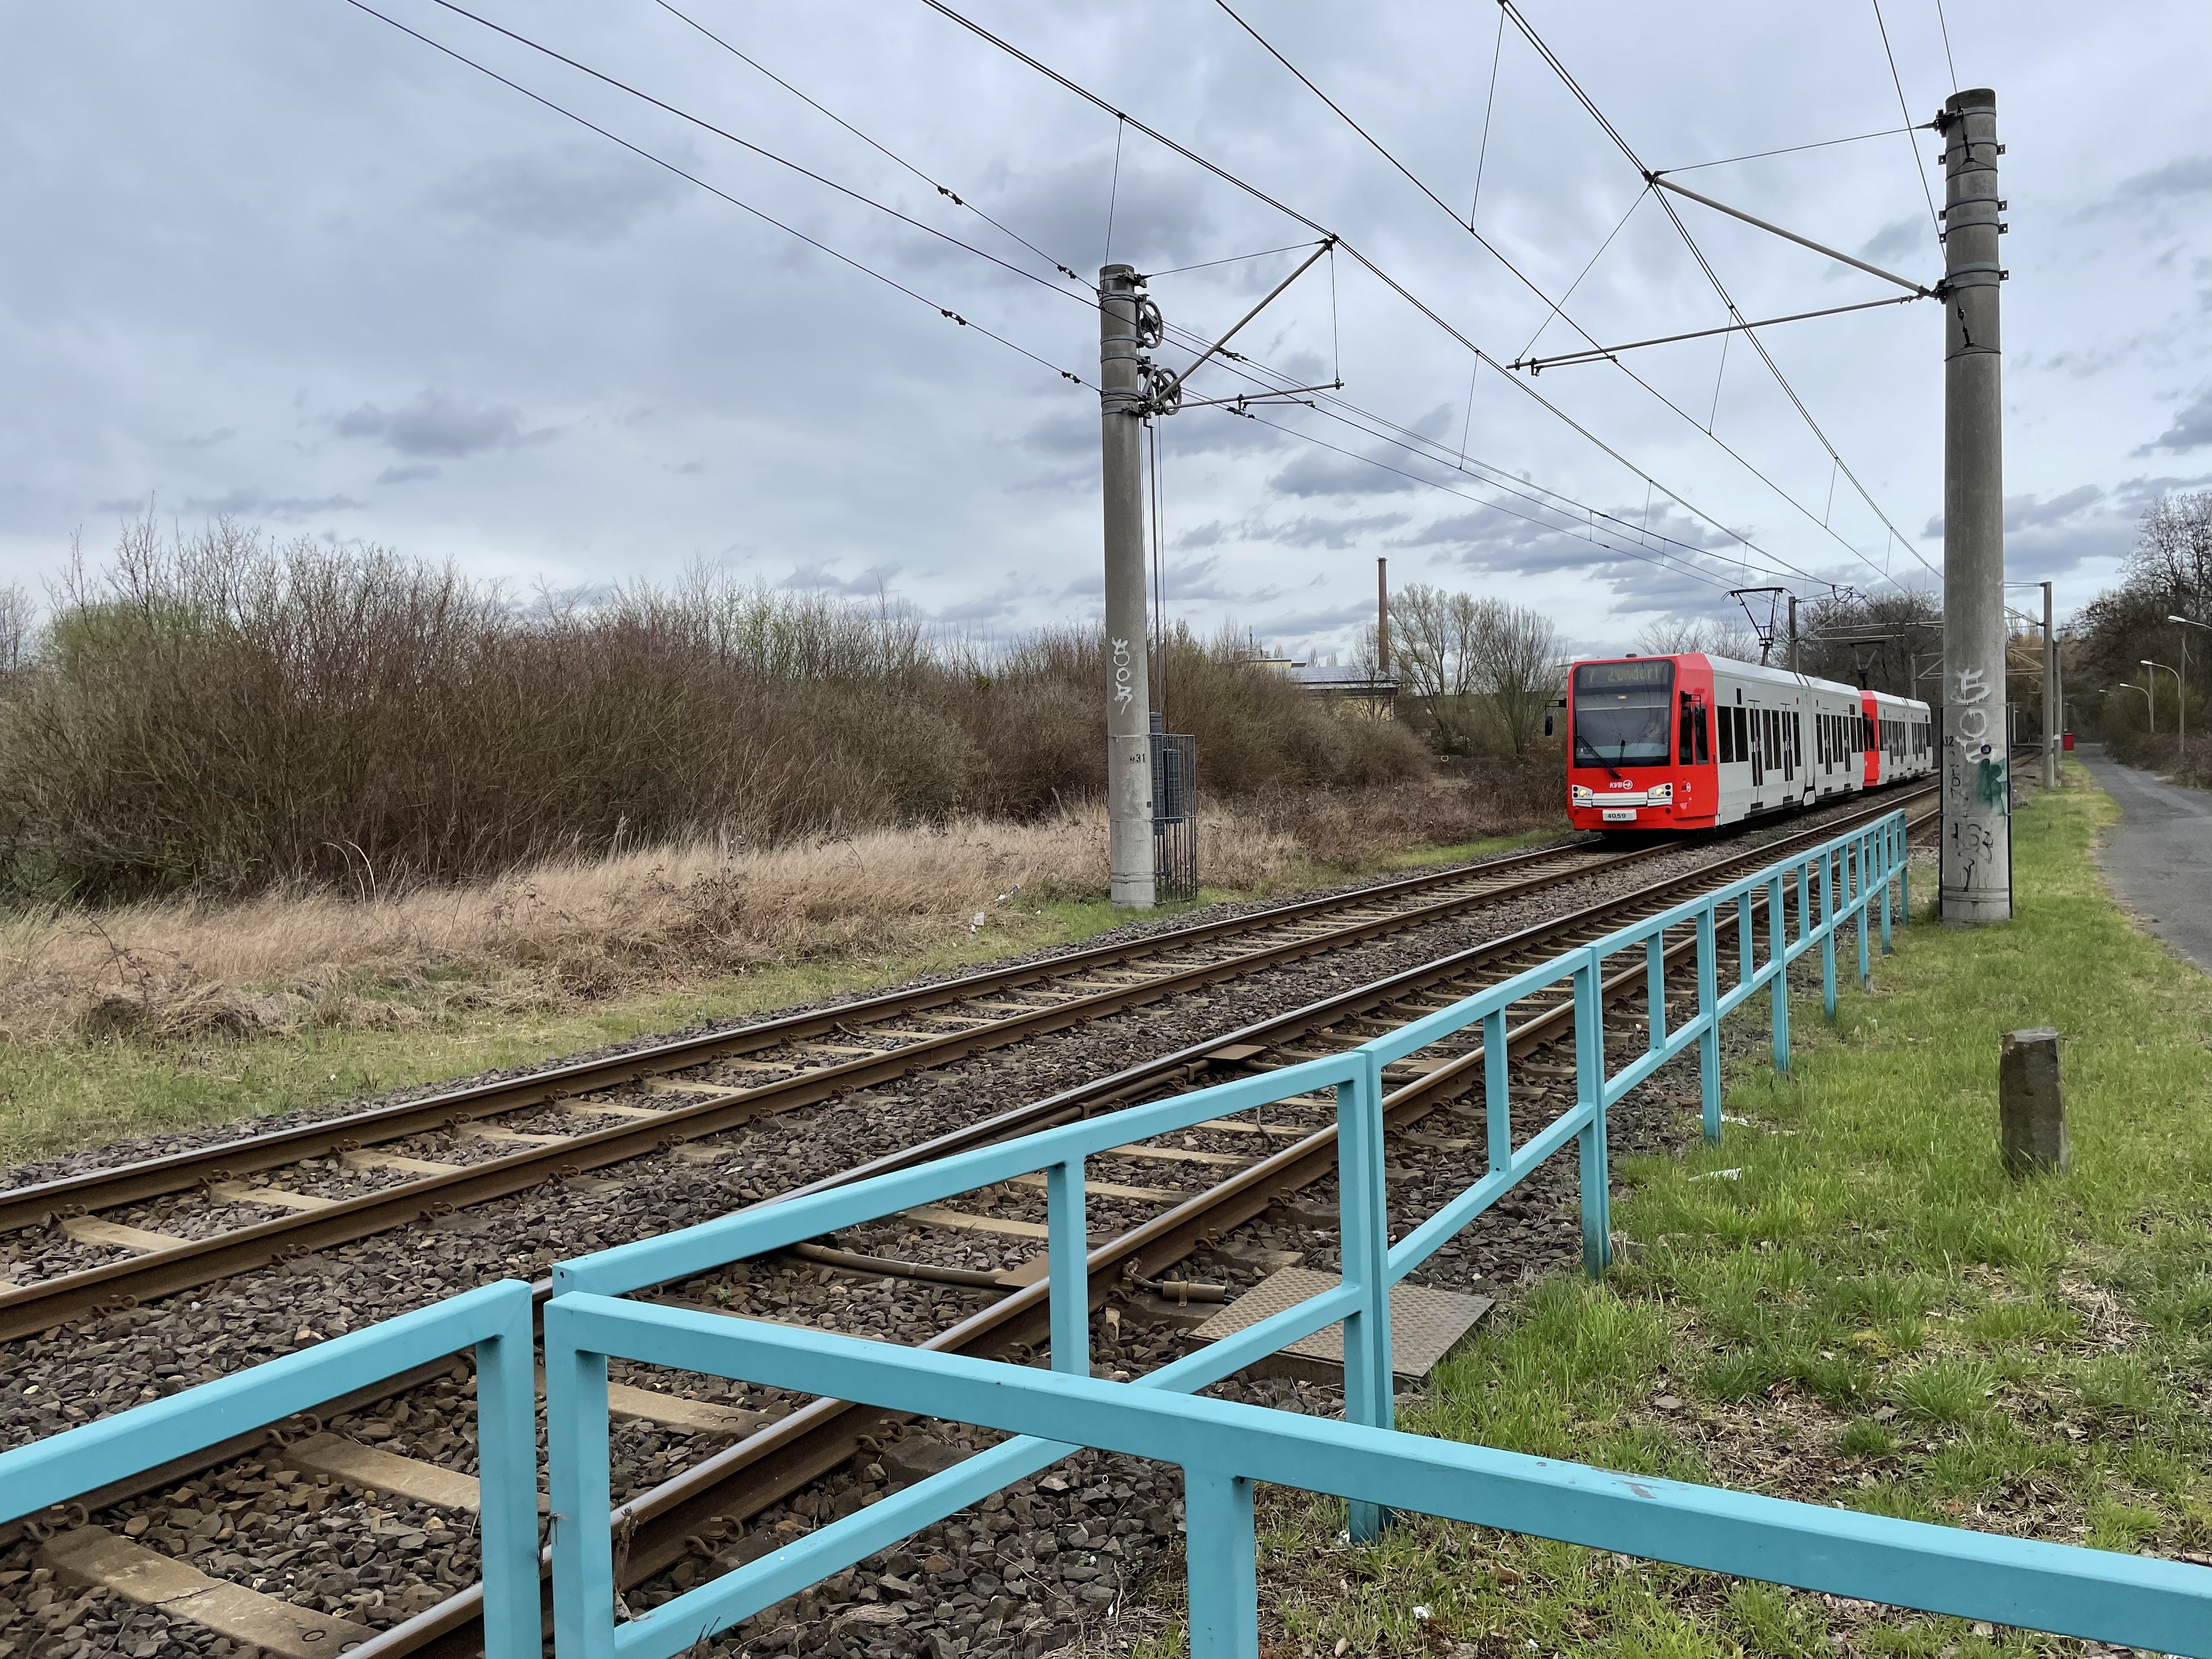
{"left": 2142, "top": 659, "right": 2181, "bottom": 748}
{"left": 2100, "top": 683, "right": 2152, "bottom": 729}
{"left": 2170, "top": 614, "right": 2209, "bottom": 759}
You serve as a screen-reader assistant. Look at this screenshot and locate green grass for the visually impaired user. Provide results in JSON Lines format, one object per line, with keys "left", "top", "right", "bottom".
{"left": 0, "top": 831, "right": 1558, "bottom": 1170}
{"left": 1242, "top": 765, "right": 2212, "bottom": 1656}
{"left": 1382, "top": 827, "right": 1573, "bottom": 870}
{"left": 0, "top": 894, "right": 1147, "bottom": 1168}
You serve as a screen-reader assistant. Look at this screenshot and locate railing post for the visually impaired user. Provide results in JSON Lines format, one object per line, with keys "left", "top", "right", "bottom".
{"left": 1768, "top": 874, "right": 1790, "bottom": 1071}
{"left": 1880, "top": 825, "right": 1896, "bottom": 953}
{"left": 1645, "top": 932, "right": 1667, "bottom": 1053}
{"left": 1695, "top": 902, "right": 1720, "bottom": 1144}
{"left": 1796, "top": 859, "right": 1813, "bottom": 953}
{"left": 1575, "top": 949, "right": 1612, "bottom": 1274}
{"left": 546, "top": 1302, "right": 617, "bottom": 1659}
{"left": 1897, "top": 817, "right": 1911, "bottom": 924}
{"left": 1737, "top": 889, "right": 1755, "bottom": 993}
{"left": 1483, "top": 1008, "right": 1511, "bottom": 1175}
{"left": 1338, "top": 1049, "right": 1394, "bottom": 1541}
{"left": 1820, "top": 849, "right": 1838, "bottom": 1022}
{"left": 1855, "top": 837, "right": 1873, "bottom": 988}
{"left": 1183, "top": 1468, "right": 1259, "bottom": 1659}
{"left": 477, "top": 1289, "right": 547, "bottom": 1659}
{"left": 1047, "top": 1159, "right": 1089, "bottom": 1376}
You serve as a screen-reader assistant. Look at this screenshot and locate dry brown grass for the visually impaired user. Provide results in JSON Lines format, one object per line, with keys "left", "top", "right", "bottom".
{"left": 0, "top": 805, "right": 1314, "bottom": 1045}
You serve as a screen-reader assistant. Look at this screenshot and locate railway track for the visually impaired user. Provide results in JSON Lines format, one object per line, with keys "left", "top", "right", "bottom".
{"left": 0, "top": 827, "right": 1713, "bottom": 1340}
{"left": 0, "top": 786, "right": 1942, "bottom": 1659}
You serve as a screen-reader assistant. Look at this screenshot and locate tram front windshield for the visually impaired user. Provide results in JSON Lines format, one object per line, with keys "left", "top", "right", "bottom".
{"left": 1572, "top": 659, "right": 1675, "bottom": 770}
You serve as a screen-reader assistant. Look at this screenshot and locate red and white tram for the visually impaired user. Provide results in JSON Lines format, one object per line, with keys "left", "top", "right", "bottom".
{"left": 1565, "top": 653, "right": 1933, "bottom": 833}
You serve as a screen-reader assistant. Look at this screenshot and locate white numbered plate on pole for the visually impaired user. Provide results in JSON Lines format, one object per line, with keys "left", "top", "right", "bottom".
{"left": 1601, "top": 809, "right": 1637, "bottom": 823}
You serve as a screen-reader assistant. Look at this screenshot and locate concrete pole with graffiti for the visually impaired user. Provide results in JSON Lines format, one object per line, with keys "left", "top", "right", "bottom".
{"left": 1938, "top": 89, "right": 2012, "bottom": 923}
{"left": 1099, "top": 264, "right": 1158, "bottom": 909}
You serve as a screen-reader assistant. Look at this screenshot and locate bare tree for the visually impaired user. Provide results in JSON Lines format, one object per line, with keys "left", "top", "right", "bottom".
{"left": 1387, "top": 583, "right": 1482, "bottom": 698}
{"left": 1632, "top": 616, "right": 1762, "bottom": 663}
{"left": 0, "top": 584, "right": 33, "bottom": 677}
{"left": 2129, "top": 490, "right": 2212, "bottom": 616}
{"left": 1474, "top": 602, "right": 1562, "bottom": 757}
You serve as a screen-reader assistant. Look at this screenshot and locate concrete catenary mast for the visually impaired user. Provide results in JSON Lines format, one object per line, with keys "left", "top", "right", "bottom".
{"left": 1098, "top": 264, "right": 1157, "bottom": 910}
{"left": 1938, "top": 88, "right": 2011, "bottom": 923}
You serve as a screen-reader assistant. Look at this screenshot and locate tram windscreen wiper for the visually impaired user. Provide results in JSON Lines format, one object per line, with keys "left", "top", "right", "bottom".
{"left": 1575, "top": 734, "right": 1624, "bottom": 781}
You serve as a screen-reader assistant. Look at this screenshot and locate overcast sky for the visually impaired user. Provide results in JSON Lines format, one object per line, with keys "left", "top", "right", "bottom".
{"left": 5, "top": 0, "right": 2210, "bottom": 662}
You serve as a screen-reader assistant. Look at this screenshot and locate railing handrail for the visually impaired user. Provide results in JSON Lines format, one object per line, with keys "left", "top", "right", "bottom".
{"left": 551, "top": 1292, "right": 2212, "bottom": 1659}
{"left": 541, "top": 809, "right": 1918, "bottom": 1659}
{"left": 0, "top": 1277, "right": 544, "bottom": 1659}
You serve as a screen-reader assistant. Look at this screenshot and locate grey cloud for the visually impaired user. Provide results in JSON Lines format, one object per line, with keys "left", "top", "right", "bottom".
{"left": 1022, "top": 160, "right": 1215, "bottom": 276}
{"left": 335, "top": 390, "right": 551, "bottom": 458}
{"left": 782, "top": 561, "right": 902, "bottom": 595}
{"left": 2118, "top": 155, "right": 2212, "bottom": 200}
{"left": 2006, "top": 485, "right": 2104, "bottom": 530}
{"left": 2114, "top": 471, "right": 2212, "bottom": 511}
{"left": 2137, "top": 387, "right": 2212, "bottom": 453}
{"left": 668, "top": 460, "right": 705, "bottom": 476}
{"left": 1056, "top": 568, "right": 1104, "bottom": 602}
{"left": 1267, "top": 512, "right": 1410, "bottom": 548}
{"left": 183, "top": 488, "right": 364, "bottom": 518}
{"left": 1143, "top": 556, "right": 1282, "bottom": 606}
{"left": 1019, "top": 411, "right": 1094, "bottom": 458}
{"left": 1920, "top": 487, "right": 2106, "bottom": 539}
{"left": 1856, "top": 217, "right": 1927, "bottom": 267}
{"left": 1254, "top": 603, "right": 1375, "bottom": 633}
{"left": 171, "top": 427, "right": 236, "bottom": 449}
{"left": 375, "top": 462, "right": 441, "bottom": 486}
{"left": 1925, "top": 484, "right": 2135, "bottom": 582}
{"left": 431, "top": 145, "right": 685, "bottom": 242}
{"left": 1006, "top": 462, "right": 1096, "bottom": 496}
{"left": 935, "top": 580, "right": 1034, "bottom": 623}
{"left": 1267, "top": 447, "right": 1417, "bottom": 498}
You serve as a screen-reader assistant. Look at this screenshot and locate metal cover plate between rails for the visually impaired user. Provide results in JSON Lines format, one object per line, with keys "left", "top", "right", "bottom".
{"left": 1190, "top": 1265, "right": 1492, "bottom": 1383}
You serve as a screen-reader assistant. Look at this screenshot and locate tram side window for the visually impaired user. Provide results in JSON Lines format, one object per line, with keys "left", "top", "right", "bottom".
{"left": 1696, "top": 704, "right": 1711, "bottom": 764}
{"left": 1678, "top": 693, "right": 1695, "bottom": 765}
{"left": 1718, "top": 707, "right": 1735, "bottom": 763}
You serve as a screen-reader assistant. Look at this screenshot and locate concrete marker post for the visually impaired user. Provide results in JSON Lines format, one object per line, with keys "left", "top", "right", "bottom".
{"left": 1999, "top": 1028, "right": 2069, "bottom": 1176}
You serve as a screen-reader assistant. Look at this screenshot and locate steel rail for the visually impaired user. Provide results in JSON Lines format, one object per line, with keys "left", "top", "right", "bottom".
{"left": 384, "top": 789, "right": 1939, "bottom": 1659}
{"left": 0, "top": 836, "right": 1630, "bottom": 1245}
{"left": 2, "top": 830, "right": 1787, "bottom": 1340}
{"left": 0, "top": 788, "right": 1941, "bottom": 1650}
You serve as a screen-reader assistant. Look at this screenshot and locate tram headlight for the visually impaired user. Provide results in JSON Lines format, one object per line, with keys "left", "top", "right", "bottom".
{"left": 1571, "top": 785, "right": 1595, "bottom": 804}
{"left": 1646, "top": 782, "right": 1673, "bottom": 804}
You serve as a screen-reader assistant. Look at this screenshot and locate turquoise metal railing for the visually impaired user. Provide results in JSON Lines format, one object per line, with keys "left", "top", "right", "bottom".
{"left": 0, "top": 1278, "right": 543, "bottom": 1659}
{"left": 0, "top": 810, "right": 1934, "bottom": 1659}
{"left": 552, "top": 1293, "right": 2212, "bottom": 1659}
{"left": 540, "top": 810, "right": 1922, "bottom": 1658}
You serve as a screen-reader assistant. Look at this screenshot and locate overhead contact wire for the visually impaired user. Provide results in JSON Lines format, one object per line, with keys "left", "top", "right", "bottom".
{"left": 419, "top": 0, "right": 1092, "bottom": 307}
{"left": 919, "top": 0, "right": 1805, "bottom": 583}
{"left": 339, "top": 0, "right": 1090, "bottom": 388}
{"left": 650, "top": 0, "right": 1094, "bottom": 287}
{"left": 1494, "top": 0, "right": 1937, "bottom": 585}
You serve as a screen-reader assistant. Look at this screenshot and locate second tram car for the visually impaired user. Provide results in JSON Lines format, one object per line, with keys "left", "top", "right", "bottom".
{"left": 1566, "top": 652, "right": 1932, "bottom": 833}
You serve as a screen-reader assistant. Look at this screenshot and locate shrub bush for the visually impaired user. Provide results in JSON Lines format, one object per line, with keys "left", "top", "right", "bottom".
{"left": 0, "top": 521, "right": 1442, "bottom": 901}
